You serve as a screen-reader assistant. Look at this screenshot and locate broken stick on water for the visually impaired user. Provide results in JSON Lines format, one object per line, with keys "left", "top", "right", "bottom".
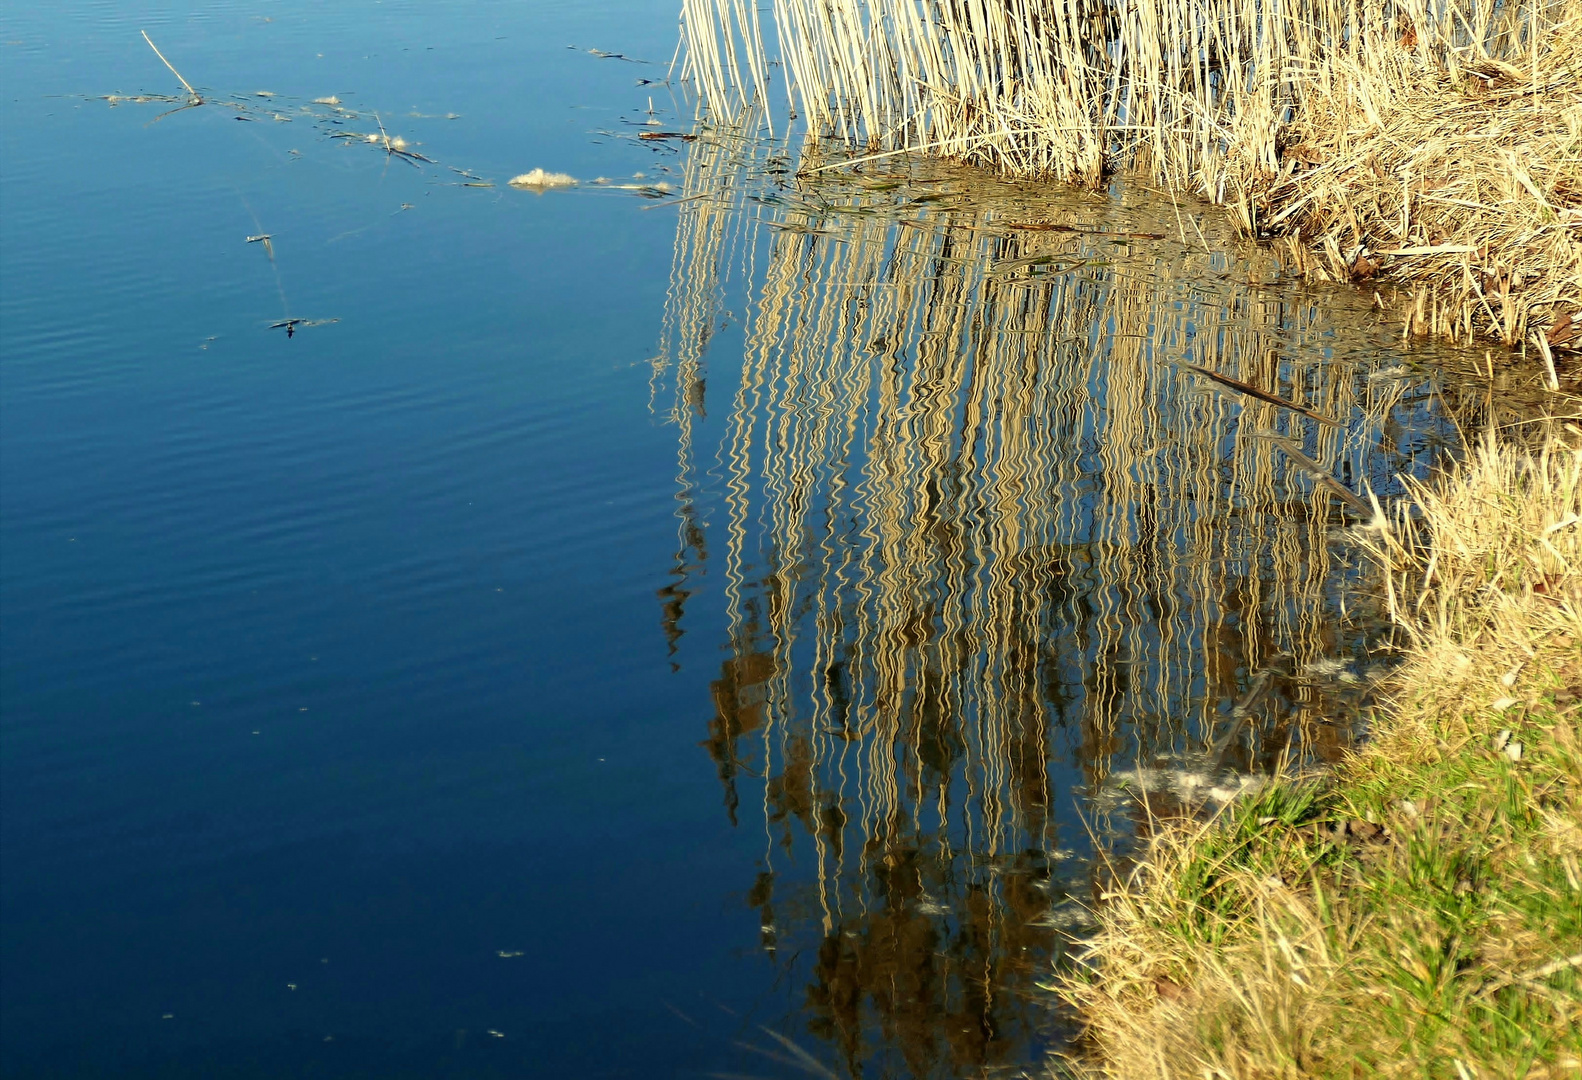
{"left": 1182, "top": 362, "right": 1342, "bottom": 428}
{"left": 141, "top": 30, "right": 201, "bottom": 105}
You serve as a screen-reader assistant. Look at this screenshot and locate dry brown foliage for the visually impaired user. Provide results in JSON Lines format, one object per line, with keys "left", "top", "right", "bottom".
{"left": 1262, "top": 12, "right": 1582, "bottom": 361}
{"left": 684, "top": 0, "right": 1582, "bottom": 363}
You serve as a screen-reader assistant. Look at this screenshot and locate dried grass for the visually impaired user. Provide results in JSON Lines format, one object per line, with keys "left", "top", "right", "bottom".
{"left": 1264, "top": 13, "right": 1582, "bottom": 356}
{"left": 1056, "top": 431, "right": 1582, "bottom": 1078}
{"left": 1357, "top": 430, "right": 1582, "bottom": 759}
{"left": 682, "top": 0, "right": 1582, "bottom": 358}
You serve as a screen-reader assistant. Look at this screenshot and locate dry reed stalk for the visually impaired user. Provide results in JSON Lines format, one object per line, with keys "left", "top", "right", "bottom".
{"left": 1264, "top": 8, "right": 1582, "bottom": 355}
{"left": 681, "top": 0, "right": 1582, "bottom": 364}
{"left": 140, "top": 30, "right": 201, "bottom": 105}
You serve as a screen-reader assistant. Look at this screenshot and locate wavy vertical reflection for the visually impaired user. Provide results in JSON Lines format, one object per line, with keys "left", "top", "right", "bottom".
{"left": 651, "top": 126, "right": 1457, "bottom": 1077}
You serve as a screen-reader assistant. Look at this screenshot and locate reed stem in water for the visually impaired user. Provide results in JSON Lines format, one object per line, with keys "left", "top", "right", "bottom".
{"left": 140, "top": 30, "right": 201, "bottom": 105}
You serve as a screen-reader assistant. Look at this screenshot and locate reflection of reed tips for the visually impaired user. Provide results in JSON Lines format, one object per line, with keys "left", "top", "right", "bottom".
{"left": 1252, "top": 432, "right": 1374, "bottom": 516}
{"left": 140, "top": 30, "right": 201, "bottom": 105}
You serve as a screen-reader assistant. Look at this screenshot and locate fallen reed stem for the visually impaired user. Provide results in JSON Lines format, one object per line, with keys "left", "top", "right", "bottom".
{"left": 140, "top": 30, "right": 200, "bottom": 105}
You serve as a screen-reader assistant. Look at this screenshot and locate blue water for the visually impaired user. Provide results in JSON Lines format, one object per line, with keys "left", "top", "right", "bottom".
{"left": 1, "top": 3, "right": 1469, "bottom": 1078}
{"left": 1, "top": 3, "right": 771, "bottom": 1076}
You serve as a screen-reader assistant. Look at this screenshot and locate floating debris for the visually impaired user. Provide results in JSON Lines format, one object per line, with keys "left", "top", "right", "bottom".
{"left": 600, "top": 181, "right": 675, "bottom": 198}
{"left": 327, "top": 128, "right": 434, "bottom": 163}
{"left": 570, "top": 46, "right": 649, "bottom": 63}
{"left": 269, "top": 317, "right": 340, "bottom": 338}
{"left": 1182, "top": 362, "right": 1342, "bottom": 428}
{"left": 991, "top": 253, "right": 1091, "bottom": 276}
{"left": 508, "top": 169, "right": 577, "bottom": 190}
{"left": 103, "top": 93, "right": 177, "bottom": 106}
{"left": 1006, "top": 221, "right": 1165, "bottom": 240}
{"left": 1031, "top": 902, "right": 1093, "bottom": 930}
{"left": 1105, "top": 766, "right": 1273, "bottom": 808}
{"left": 1368, "top": 364, "right": 1412, "bottom": 380}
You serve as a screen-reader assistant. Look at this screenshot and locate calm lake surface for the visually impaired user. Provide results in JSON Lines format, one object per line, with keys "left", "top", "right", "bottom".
{"left": 2, "top": 3, "right": 1472, "bottom": 1077}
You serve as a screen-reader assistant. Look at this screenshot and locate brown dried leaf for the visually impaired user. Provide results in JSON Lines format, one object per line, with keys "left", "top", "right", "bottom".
{"left": 1546, "top": 309, "right": 1581, "bottom": 349}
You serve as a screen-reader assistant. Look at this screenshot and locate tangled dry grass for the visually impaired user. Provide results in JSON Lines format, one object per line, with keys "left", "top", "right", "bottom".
{"left": 1262, "top": 12, "right": 1582, "bottom": 366}
{"left": 1056, "top": 433, "right": 1582, "bottom": 1079}
{"left": 682, "top": 0, "right": 1582, "bottom": 366}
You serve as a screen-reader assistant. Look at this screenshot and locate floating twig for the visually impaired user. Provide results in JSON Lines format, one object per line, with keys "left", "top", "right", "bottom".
{"left": 269, "top": 317, "right": 340, "bottom": 338}
{"left": 571, "top": 46, "right": 651, "bottom": 63}
{"left": 1007, "top": 222, "right": 1166, "bottom": 240}
{"left": 991, "top": 253, "right": 1091, "bottom": 275}
{"left": 641, "top": 188, "right": 727, "bottom": 211}
{"left": 1182, "top": 362, "right": 1342, "bottom": 428}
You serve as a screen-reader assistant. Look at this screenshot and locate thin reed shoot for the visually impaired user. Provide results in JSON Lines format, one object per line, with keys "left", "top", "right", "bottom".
{"left": 140, "top": 30, "right": 201, "bottom": 105}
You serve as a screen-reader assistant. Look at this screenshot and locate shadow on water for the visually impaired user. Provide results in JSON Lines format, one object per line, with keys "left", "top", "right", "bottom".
{"left": 648, "top": 121, "right": 1506, "bottom": 1078}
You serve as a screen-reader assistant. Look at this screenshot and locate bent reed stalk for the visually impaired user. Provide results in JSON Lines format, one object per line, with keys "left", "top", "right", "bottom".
{"left": 680, "top": 0, "right": 1582, "bottom": 359}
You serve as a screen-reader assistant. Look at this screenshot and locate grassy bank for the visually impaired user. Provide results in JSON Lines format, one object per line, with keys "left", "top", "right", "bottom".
{"left": 1056, "top": 433, "right": 1582, "bottom": 1079}
{"left": 682, "top": 0, "right": 1582, "bottom": 368}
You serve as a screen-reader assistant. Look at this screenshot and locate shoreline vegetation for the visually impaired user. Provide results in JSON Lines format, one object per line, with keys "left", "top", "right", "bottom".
{"left": 1058, "top": 434, "right": 1581, "bottom": 1077}
{"left": 678, "top": 1, "right": 1582, "bottom": 1075}
{"left": 681, "top": 0, "right": 1581, "bottom": 374}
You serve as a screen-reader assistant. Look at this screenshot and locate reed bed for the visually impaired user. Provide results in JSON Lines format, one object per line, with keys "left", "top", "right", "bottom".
{"left": 649, "top": 124, "right": 1466, "bottom": 1075}
{"left": 1268, "top": 10, "right": 1582, "bottom": 361}
{"left": 680, "top": 0, "right": 1582, "bottom": 360}
{"left": 1059, "top": 433, "right": 1582, "bottom": 1078}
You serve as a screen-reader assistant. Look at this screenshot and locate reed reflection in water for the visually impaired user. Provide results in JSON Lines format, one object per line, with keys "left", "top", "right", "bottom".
{"left": 650, "top": 130, "right": 1456, "bottom": 1077}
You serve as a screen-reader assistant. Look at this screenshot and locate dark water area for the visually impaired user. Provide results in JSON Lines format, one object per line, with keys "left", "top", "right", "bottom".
{"left": 1, "top": 3, "right": 1477, "bottom": 1078}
